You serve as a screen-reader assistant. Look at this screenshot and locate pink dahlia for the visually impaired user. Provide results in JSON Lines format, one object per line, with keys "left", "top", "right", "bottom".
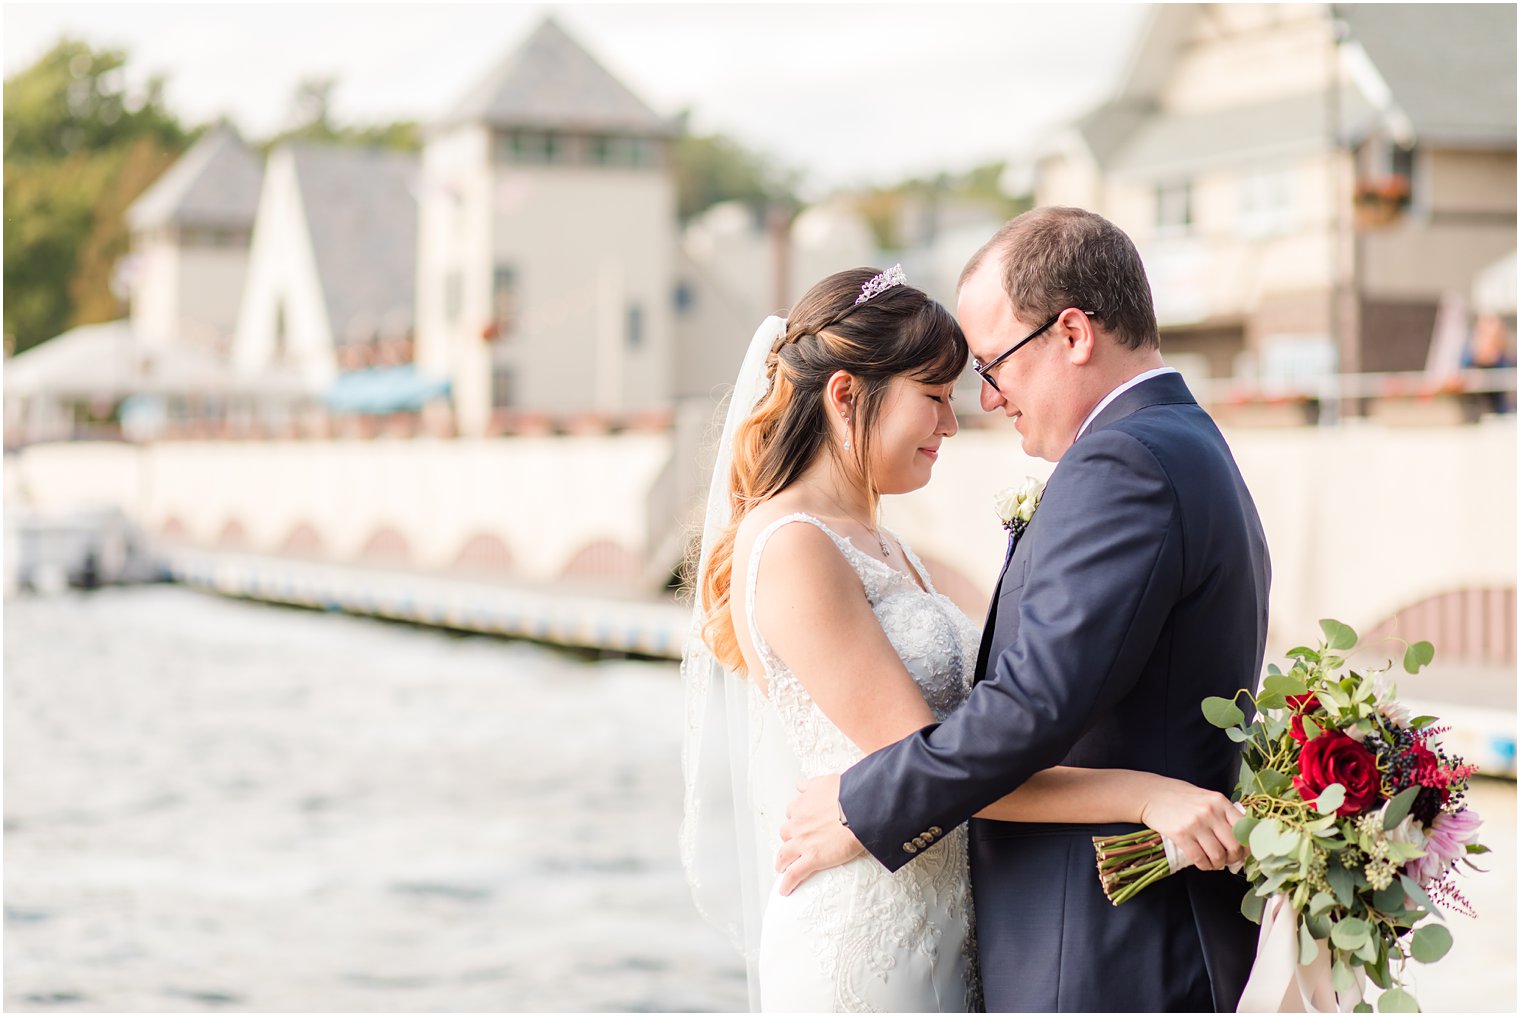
{"left": 1405, "top": 809, "right": 1483, "bottom": 885}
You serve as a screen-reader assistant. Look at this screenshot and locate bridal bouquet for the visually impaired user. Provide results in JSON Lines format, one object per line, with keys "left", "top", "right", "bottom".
{"left": 1093, "top": 620, "right": 1487, "bottom": 1012}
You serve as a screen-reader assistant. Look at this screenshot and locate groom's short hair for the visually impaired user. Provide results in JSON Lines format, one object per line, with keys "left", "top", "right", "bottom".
{"left": 961, "top": 207, "right": 1160, "bottom": 351}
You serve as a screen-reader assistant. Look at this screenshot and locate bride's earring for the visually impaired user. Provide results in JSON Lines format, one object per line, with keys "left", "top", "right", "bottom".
{"left": 842, "top": 415, "right": 851, "bottom": 452}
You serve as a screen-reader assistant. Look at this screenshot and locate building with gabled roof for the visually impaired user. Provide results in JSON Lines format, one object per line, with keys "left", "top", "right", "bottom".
{"left": 124, "top": 121, "right": 263, "bottom": 354}
{"left": 414, "top": 15, "right": 678, "bottom": 435}
{"left": 233, "top": 141, "right": 419, "bottom": 392}
{"left": 1024, "top": 3, "right": 1515, "bottom": 391}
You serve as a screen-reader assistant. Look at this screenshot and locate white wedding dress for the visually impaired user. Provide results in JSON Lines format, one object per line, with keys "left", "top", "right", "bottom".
{"left": 742, "top": 512, "right": 982, "bottom": 1013}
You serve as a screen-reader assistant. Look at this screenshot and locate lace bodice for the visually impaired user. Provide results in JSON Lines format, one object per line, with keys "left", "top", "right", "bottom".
{"left": 742, "top": 512, "right": 982, "bottom": 1012}
{"left": 744, "top": 512, "right": 980, "bottom": 777}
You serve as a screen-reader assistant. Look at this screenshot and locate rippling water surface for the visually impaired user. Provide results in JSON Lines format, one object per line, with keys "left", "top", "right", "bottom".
{"left": 5, "top": 585, "right": 746, "bottom": 1012}
{"left": 7, "top": 586, "right": 1514, "bottom": 1012}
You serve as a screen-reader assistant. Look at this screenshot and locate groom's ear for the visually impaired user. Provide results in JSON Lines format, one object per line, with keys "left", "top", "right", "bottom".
{"left": 1062, "top": 309, "right": 1097, "bottom": 367}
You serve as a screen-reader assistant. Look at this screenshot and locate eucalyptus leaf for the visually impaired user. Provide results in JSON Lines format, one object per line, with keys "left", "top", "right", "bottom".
{"left": 1381, "top": 785, "right": 1421, "bottom": 829}
{"left": 1202, "top": 695, "right": 1245, "bottom": 728}
{"left": 1320, "top": 618, "right": 1358, "bottom": 651}
{"left": 1234, "top": 815, "right": 1260, "bottom": 847}
{"left": 1249, "top": 820, "right": 1285, "bottom": 859}
{"left": 1241, "top": 890, "right": 1266, "bottom": 924}
{"left": 1354, "top": 1003, "right": 1373, "bottom": 1014}
{"left": 1309, "top": 891, "right": 1338, "bottom": 916}
{"left": 1327, "top": 863, "right": 1356, "bottom": 907}
{"left": 1377, "top": 987, "right": 1420, "bottom": 1012}
{"left": 1267, "top": 662, "right": 1284, "bottom": 677}
{"left": 1257, "top": 692, "right": 1287, "bottom": 712}
{"left": 1364, "top": 950, "right": 1392, "bottom": 990}
{"left": 1330, "top": 917, "right": 1371, "bottom": 950}
{"left": 1384, "top": 841, "right": 1427, "bottom": 864}
{"left": 1355, "top": 935, "right": 1379, "bottom": 964}
{"left": 1264, "top": 672, "right": 1310, "bottom": 697}
{"left": 1288, "top": 646, "right": 1322, "bottom": 663}
{"left": 1409, "top": 715, "right": 1438, "bottom": 730}
{"left": 1316, "top": 783, "right": 1347, "bottom": 815}
{"left": 1332, "top": 958, "right": 1355, "bottom": 993}
{"left": 1400, "top": 875, "right": 1444, "bottom": 919}
{"left": 1372, "top": 881, "right": 1408, "bottom": 914}
{"left": 1255, "top": 768, "right": 1292, "bottom": 795}
{"left": 1299, "top": 921, "right": 1319, "bottom": 965}
{"left": 1225, "top": 726, "right": 1248, "bottom": 742}
{"left": 1301, "top": 715, "right": 1323, "bottom": 739}
{"left": 1403, "top": 641, "right": 1435, "bottom": 674}
{"left": 1305, "top": 911, "right": 1333, "bottom": 940}
{"left": 1410, "top": 923, "right": 1453, "bottom": 963}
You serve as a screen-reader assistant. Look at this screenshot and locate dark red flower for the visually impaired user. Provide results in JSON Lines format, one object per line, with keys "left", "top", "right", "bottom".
{"left": 1293, "top": 731, "right": 1382, "bottom": 816}
{"left": 1286, "top": 692, "right": 1320, "bottom": 713}
{"left": 1289, "top": 712, "right": 1314, "bottom": 744}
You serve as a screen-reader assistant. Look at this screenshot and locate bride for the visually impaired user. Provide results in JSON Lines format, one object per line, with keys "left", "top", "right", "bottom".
{"left": 681, "top": 267, "right": 1242, "bottom": 1012}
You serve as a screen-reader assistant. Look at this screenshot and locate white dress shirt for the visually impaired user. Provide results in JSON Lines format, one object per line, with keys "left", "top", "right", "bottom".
{"left": 1076, "top": 367, "right": 1180, "bottom": 440}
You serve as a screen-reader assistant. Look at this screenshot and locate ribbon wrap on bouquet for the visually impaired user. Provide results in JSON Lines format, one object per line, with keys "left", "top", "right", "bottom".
{"left": 1235, "top": 894, "right": 1366, "bottom": 1013}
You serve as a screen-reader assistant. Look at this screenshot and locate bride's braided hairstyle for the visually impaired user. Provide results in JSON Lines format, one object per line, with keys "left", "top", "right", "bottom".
{"left": 700, "top": 267, "right": 967, "bottom": 673}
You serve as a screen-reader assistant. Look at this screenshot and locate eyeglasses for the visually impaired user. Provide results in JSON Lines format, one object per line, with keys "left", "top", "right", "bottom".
{"left": 973, "top": 308, "right": 1098, "bottom": 393}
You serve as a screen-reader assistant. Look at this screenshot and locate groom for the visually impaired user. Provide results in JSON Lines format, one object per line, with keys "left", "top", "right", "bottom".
{"left": 777, "top": 207, "right": 1269, "bottom": 1011}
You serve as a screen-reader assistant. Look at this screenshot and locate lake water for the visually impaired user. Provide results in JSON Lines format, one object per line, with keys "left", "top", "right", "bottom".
{"left": 4, "top": 585, "right": 746, "bottom": 1012}
{"left": 5, "top": 585, "right": 1513, "bottom": 1012}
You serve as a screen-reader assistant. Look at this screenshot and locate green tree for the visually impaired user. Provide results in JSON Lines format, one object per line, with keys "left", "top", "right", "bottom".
{"left": 670, "top": 124, "right": 799, "bottom": 222}
{"left": 261, "top": 76, "right": 420, "bottom": 152}
{"left": 3, "top": 38, "right": 190, "bottom": 354}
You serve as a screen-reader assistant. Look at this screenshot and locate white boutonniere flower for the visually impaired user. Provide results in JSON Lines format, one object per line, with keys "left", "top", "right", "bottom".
{"left": 994, "top": 476, "right": 1044, "bottom": 538}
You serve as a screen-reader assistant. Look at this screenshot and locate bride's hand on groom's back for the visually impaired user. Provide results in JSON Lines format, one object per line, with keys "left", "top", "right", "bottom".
{"left": 1138, "top": 783, "right": 1248, "bottom": 871}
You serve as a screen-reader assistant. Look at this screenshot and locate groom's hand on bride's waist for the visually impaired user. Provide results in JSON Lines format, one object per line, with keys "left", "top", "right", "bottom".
{"left": 775, "top": 774, "right": 865, "bottom": 896}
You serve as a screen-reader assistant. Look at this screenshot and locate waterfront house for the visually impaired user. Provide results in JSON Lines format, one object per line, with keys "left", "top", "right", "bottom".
{"left": 1022, "top": 3, "right": 1516, "bottom": 387}
{"left": 414, "top": 15, "right": 679, "bottom": 436}
{"left": 233, "top": 141, "right": 421, "bottom": 400}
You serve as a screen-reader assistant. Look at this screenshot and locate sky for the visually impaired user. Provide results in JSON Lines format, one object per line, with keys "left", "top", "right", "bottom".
{"left": 2, "top": 1, "right": 1151, "bottom": 194}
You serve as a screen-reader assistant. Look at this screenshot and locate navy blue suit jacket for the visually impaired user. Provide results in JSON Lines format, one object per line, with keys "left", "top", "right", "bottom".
{"left": 839, "top": 373, "right": 1270, "bottom": 1012}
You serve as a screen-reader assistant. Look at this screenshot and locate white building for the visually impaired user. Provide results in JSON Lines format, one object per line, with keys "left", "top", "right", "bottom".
{"left": 233, "top": 141, "right": 419, "bottom": 394}
{"left": 414, "top": 16, "right": 679, "bottom": 435}
{"left": 1023, "top": 3, "right": 1516, "bottom": 385}
{"left": 124, "top": 122, "right": 263, "bottom": 355}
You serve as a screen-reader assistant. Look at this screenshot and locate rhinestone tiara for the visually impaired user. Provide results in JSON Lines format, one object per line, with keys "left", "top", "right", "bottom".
{"left": 854, "top": 264, "right": 907, "bottom": 305}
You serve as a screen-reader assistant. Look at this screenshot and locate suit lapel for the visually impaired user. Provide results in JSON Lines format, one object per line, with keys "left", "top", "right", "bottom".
{"left": 972, "top": 373, "right": 1198, "bottom": 684}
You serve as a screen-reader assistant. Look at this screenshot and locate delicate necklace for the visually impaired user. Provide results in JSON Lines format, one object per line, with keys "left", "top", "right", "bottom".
{"left": 821, "top": 490, "right": 892, "bottom": 558}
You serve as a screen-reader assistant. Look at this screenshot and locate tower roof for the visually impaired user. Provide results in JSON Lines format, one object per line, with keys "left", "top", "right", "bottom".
{"left": 126, "top": 121, "right": 264, "bottom": 232}
{"left": 439, "top": 16, "right": 674, "bottom": 136}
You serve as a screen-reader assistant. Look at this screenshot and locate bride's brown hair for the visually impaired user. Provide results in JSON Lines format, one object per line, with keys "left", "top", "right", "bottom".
{"left": 699, "top": 267, "right": 968, "bottom": 672}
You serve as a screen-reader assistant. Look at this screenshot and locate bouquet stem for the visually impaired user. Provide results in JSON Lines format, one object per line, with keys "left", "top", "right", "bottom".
{"left": 1093, "top": 829, "right": 1174, "bottom": 905}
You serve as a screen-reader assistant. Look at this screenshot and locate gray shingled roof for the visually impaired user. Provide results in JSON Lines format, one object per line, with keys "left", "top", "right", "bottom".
{"left": 1336, "top": 4, "right": 1516, "bottom": 147}
{"left": 126, "top": 122, "right": 264, "bottom": 232}
{"left": 440, "top": 16, "right": 673, "bottom": 135}
{"left": 1107, "top": 87, "right": 1376, "bottom": 177}
{"left": 285, "top": 142, "right": 417, "bottom": 342}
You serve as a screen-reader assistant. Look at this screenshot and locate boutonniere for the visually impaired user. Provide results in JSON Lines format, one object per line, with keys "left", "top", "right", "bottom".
{"left": 993, "top": 476, "right": 1044, "bottom": 539}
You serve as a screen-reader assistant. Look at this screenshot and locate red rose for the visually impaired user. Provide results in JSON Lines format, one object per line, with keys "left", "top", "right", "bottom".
{"left": 1286, "top": 692, "right": 1320, "bottom": 713}
{"left": 1293, "top": 731, "right": 1382, "bottom": 815}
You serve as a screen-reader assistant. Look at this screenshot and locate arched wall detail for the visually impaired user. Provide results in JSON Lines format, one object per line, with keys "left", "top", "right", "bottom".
{"left": 452, "top": 533, "right": 515, "bottom": 572}
{"left": 279, "top": 522, "right": 325, "bottom": 558}
{"left": 217, "top": 519, "right": 248, "bottom": 548}
{"left": 359, "top": 527, "right": 411, "bottom": 564}
{"left": 560, "top": 538, "right": 641, "bottom": 582}
{"left": 1362, "top": 587, "right": 1516, "bottom": 664}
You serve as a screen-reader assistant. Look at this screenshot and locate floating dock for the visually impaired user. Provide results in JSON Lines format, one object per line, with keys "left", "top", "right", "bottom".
{"left": 163, "top": 547, "right": 691, "bottom": 660}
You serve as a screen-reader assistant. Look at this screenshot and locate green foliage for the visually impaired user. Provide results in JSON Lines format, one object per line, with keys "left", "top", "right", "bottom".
{"left": 1202, "top": 695, "right": 1245, "bottom": 728}
{"left": 3, "top": 38, "right": 190, "bottom": 353}
{"left": 1376, "top": 987, "right": 1420, "bottom": 1012}
{"left": 1409, "top": 924, "right": 1452, "bottom": 963}
{"left": 259, "top": 76, "right": 420, "bottom": 152}
{"left": 669, "top": 126, "right": 799, "bottom": 222}
{"left": 1402, "top": 641, "right": 1435, "bottom": 674}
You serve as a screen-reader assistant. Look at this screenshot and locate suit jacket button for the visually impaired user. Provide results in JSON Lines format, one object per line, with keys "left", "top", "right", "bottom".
{"left": 928, "top": 826, "right": 942, "bottom": 837}
{"left": 902, "top": 842, "right": 918, "bottom": 854}
{"left": 912, "top": 835, "right": 927, "bottom": 848}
